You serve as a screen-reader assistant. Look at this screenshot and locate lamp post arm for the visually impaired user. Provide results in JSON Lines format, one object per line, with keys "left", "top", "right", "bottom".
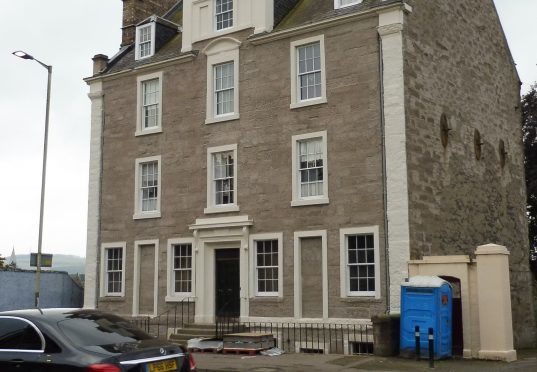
{"left": 33, "top": 56, "right": 52, "bottom": 71}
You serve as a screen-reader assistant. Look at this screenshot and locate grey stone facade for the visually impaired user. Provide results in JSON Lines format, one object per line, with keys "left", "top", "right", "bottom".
{"left": 403, "top": 0, "right": 535, "bottom": 347}
{"left": 86, "top": 0, "right": 535, "bottom": 349}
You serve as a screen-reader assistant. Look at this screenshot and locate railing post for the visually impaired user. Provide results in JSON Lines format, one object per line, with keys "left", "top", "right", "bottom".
{"left": 428, "top": 328, "right": 434, "bottom": 369}
{"left": 415, "top": 325, "right": 421, "bottom": 361}
{"left": 166, "top": 312, "right": 170, "bottom": 339}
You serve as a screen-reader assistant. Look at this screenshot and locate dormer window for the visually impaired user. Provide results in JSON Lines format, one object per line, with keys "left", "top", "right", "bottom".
{"left": 215, "top": 0, "right": 233, "bottom": 31}
{"left": 135, "top": 23, "right": 155, "bottom": 60}
{"left": 334, "top": 0, "right": 362, "bottom": 9}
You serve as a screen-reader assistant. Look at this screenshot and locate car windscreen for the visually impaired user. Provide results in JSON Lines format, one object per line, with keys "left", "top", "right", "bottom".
{"left": 57, "top": 313, "right": 153, "bottom": 348}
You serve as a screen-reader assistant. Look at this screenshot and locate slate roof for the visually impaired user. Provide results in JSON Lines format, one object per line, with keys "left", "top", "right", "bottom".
{"left": 274, "top": 0, "right": 403, "bottom": 31}
{"left": 102, "top": 0, "right": 401, "bottom": 75}
{"left": 274, "top": 0, "right": 301, "bottom": 28}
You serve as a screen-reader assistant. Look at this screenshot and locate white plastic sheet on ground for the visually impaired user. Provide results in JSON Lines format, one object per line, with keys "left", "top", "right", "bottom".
{"left": 187, "top": 338, "right": 223, "bottom": 351}
{"left": 260, "top": 347, "right": 285, "bottom": 356}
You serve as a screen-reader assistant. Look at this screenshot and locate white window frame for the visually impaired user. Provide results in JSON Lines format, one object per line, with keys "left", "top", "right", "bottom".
{"left": 135, "top": 23, "right": 156, "bottom": 60}
{"left": 136, "top": 72, "right": 163, "bottom": 136}
{"left": 100, "top": 242, "right": 126, "bottom": 297}
{"left": 334, "top": 0, "right": 363, "bottom": 9}
{"left": 249, "top": 233, "right": 283, "bottom": 298}
{"left": 205, "top": 144, "right": 239, "bottom": 214}
{"left": 291, "top": 131, "right": 329, "bottom": 206}
{"left": 134, "top": 155, "right": 162, "bottom": 219}
{"left": 205, "top": 43, "right": 240, "bottom": 124}
{"left": 339, "top": 226, "right": 380, "bottom": 298}
{"left": 166, "top": 238, "right": 196, "bottom": 302}
{"left": 290, "top": 35, "right": 327, "bottom": 109}
{"left": 215, "top": 0, "right": 234, "bottom": 32}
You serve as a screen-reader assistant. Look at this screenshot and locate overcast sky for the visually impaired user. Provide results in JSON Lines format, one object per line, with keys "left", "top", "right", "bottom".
{"left": 0, "top": 0, "right": 536, "bottom": 259}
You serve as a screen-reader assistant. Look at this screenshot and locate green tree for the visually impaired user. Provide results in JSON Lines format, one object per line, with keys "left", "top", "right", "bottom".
{"left": 522, "top": 84, "right": 537, "bottom": 273}
{"left": 0, "top": 254, "right": 5, "bottom": 269}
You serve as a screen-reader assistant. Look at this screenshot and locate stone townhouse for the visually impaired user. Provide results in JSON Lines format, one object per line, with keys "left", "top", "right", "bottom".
{"left": 84, "top": 0, "right": 536, "bottom": 353}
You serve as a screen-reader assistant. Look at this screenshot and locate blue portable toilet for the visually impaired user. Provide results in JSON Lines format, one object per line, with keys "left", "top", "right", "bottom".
{"left": 400, "top": 276, "right": 452, "bottom": 359}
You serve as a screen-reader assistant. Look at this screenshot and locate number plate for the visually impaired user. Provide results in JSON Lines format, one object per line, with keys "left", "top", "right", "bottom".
{"left": 146, "top": 358, "right": 177, "bottom": 372}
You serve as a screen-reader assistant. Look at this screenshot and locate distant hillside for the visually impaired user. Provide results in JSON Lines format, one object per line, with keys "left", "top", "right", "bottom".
{"left": 14, "top": 254, "right": 85, "bottom": 275}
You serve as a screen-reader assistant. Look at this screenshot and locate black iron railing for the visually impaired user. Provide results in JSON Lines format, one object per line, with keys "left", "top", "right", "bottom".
{"left": 239, "top": 322, "right": 374, "bottom": 355}
{"left": 130, "top": 297, "right": 196, "bottom": 340}
{"left": 128, "top": 303, "right": 374, "bottom": 355}
{"left": 214, "top": 298, "right": 242, "bottom": 339}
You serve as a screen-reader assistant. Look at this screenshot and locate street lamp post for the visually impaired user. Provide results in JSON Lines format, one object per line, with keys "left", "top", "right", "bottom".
{"left": 12, "top": 51, "right": 52, "bottom": 308}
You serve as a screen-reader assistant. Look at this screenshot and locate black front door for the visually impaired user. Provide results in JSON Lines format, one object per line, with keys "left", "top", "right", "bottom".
{"left": 215, "top": 249, "right": 240, "bottom": 317}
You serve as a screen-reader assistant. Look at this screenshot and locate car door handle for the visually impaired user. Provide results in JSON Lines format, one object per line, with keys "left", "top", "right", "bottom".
{"left": 8, "top": 359, "right": 24, "bottom": 363}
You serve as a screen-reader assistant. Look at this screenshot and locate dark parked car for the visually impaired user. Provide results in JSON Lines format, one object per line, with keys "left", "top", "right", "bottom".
{"left": 0, "top": 308, "right": 196, "bottom": 371}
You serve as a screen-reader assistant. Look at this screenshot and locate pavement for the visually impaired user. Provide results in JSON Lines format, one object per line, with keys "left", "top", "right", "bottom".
{"left": 193, "top": 349, "right": 537, "bottom": 371}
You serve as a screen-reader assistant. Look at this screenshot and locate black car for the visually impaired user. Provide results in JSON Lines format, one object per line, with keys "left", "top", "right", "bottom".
{"left": 0, "top": 308, "right": 196, "bottom": 371}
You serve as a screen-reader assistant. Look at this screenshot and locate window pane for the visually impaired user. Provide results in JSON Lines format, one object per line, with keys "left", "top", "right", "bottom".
{"left": 366, "top": 249, "right": 374, "bottom": 263}
{"left": 368, "top": 278, "right": 375, "bottom": 291}
{"left": 349, "top": 278, "right": 358, "bottom": 292}
{"left": 0, "top": 319, "right": 42, "bottom": 351}
{"left": 348, "top": 249, "right": 357, "bottom": 264}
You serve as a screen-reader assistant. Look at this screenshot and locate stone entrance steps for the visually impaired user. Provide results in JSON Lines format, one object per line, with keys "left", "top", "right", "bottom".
{"left": 170, "top": 323, "right": 216, "bottom": 345}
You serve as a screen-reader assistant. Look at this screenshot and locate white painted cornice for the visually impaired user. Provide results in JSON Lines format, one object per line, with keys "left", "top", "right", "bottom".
{"left": 83, "top": 53, "right": 197, "bottom": 84}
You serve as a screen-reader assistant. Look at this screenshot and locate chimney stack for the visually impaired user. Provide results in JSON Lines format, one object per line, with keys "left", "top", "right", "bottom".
{"left": 121, "top": 0, "right": 178, "bottom": 46}
{"left": 92, "top": 54, "right": 109, "bottom": 75}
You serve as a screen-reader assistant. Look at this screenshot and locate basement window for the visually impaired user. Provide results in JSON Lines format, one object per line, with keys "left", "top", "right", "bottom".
{"left": 300, "top": 348, "right": 324, "bottom": 354}
{"left": 350, "top": 341, "right": 374, "bottom": 355}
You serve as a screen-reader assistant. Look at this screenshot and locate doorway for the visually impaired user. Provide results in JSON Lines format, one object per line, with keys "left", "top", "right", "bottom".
{"left": 215, "top": 249, "right": 240, "bottom": 317}
{"left": 440, "top": 275, "right": 463, "bottom": 356}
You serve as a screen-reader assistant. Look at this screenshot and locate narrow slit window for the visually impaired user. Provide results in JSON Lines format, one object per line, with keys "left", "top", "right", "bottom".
{"left": 140, "top": 161, "right": 159, "bottom": 212}
{"left": 213, "top": 151, "right": 234, "bottom": 205}
{"left": 142, "top": 79, "right": 159, "bottom": 129}
{"left": 297, "top": 42, "right": 322, "bottom": 101}
{"left": 298, "top": 138, "right": 324, "bottom": 198}
{"left": 106, "top": 248, "right": 123, "bottom": 294}
{"left": 138, "top": 25, "right": 153, "bottom": 59}
{"left": 214, "top": 62, "right": 234, "bottom": 116}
